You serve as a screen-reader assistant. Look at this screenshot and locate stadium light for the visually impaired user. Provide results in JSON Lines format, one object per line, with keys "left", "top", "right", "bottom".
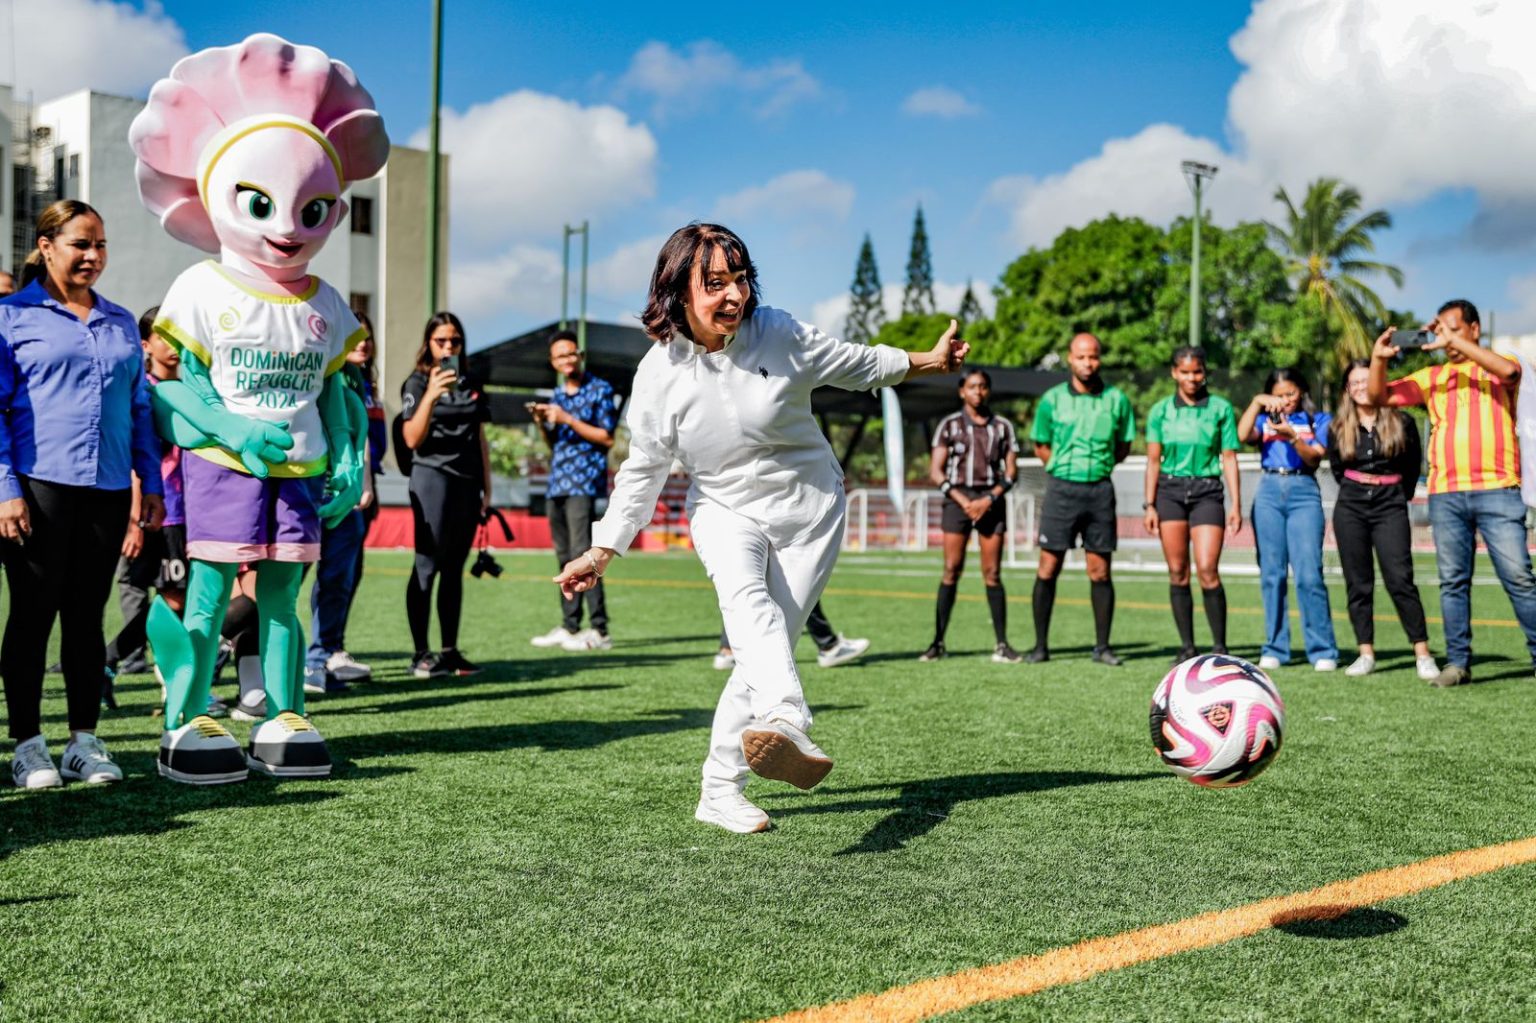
{"left": 1181, "top": 160, "right": 1218, "bottom": 349}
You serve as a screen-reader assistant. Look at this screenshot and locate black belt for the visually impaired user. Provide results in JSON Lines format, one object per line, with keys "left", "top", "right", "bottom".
{"left": 1262, "top": 468, "right": 1309, "bottom": 476}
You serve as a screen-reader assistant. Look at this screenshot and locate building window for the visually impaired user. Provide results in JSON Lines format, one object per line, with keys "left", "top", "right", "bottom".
{"left": 351, "top": 196, "right": 374, "bottom": 235}
{"left": 68, "top": 154, "right": 80, "bottom": 179}
{"left": 349, "top": 293, "right": 372, "bottom": 319}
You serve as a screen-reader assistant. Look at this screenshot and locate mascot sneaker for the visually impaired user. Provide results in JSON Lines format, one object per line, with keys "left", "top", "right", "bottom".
{"left": 159, "top": 716, "right": 248, "bottom": 785}
{"left": 247, "top": 712, "right": 332, "bottom": 779}
{"left": 741, "top": 718, "right": 833, "bottom": 790}
{"left": 694, "top": 792, "right": 770, "bottom": 834}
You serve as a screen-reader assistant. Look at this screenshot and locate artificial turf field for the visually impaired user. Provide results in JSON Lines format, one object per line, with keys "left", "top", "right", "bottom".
{"left": 2, "top": 548, "right": 1535, "bottom": 1022}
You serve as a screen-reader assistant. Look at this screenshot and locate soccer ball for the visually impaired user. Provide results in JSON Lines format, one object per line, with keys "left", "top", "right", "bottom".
{"left": 1150, "top": 654, "right": 1285, "bottom": 787}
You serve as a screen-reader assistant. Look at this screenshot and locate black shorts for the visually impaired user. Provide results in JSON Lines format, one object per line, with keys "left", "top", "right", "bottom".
{"left": 122, "top": 523, "right": 189, "bottom": 592}
{"left": 1155, "top": 476, "right": 1226, "bottom": 528}
{"left": 940, "top": 487, "right": 1007, "bottom": 537}
{"left": 1037, "top": 477, "right": 1117, "bottom": 553}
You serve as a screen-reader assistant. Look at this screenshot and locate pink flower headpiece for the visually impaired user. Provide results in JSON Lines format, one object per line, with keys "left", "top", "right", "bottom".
{"left": 130, "top": 33, "right": 389, "bottom": 253}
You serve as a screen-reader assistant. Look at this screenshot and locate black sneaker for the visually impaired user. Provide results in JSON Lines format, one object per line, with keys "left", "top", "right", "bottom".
{"left": 1023, "top": 647, "right": 1050, "bottom": 664}
{"left": 1091, "top": 647, "right": 1124, "bottom": 667}
{"left": 117, "top": 653, "right": 151, "bottom": 675}
{"left": 438, "top": 648, "right": 483, "bottom": 677}
{"left": 1170, "top": 648, "right": 1199, "bottom": 667}
{"left": 917, "top": 642, "right": 946, "bottom": 662}
{"left": 101, "top": 666, "right": 119, "bottom": 711}
{"left": 992, "top": 643, "right": 1024, "bottom": 664}
{"left": 411, "top": 651, "right": 450, "bottom": 679}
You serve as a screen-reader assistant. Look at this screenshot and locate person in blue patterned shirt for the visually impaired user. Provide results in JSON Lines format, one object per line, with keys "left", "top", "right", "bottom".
{"left": 530, "top": 330, "right": 619, "bottom": 651}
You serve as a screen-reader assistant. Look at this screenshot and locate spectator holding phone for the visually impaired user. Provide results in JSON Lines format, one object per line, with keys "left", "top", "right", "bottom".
{"left": 400, "top": 312, "right": 491, "bottom": 679}
{"left": 527, "top": 329, "right": 618, "bottom": 652}
{"left": 1327, "top": 358, "right": 1437, "bottom": 679}
{"left": 1368, "top": 300, "right": 1536, "bottom": 687}
{"left": 1236, "top": 369, "right": 1337, "bottom": 671}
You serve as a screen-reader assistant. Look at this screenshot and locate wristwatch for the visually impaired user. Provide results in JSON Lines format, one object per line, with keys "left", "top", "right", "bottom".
{"left": 1141, "top": 500, "right": 1154, "bottom": 510}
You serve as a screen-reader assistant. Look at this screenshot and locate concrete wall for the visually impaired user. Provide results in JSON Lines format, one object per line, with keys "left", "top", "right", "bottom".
{"left": 0, "top": 86, "right": 13, "bottom": 277}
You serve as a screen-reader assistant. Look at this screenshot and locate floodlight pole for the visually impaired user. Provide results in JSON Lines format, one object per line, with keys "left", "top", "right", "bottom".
{"left": 561, "top": 221, "right": 590, "bottom": 353}
{"left": 1181, "top": 160, "right": 1218, "bottom": 350}
{"left": 425, "top": 0, "right": 444, "bottom": 315}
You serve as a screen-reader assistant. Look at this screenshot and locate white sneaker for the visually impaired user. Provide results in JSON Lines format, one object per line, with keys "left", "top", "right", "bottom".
{"left": 712, "top": 651, "right": 736, "bottom": 671}
{"left": 817, "top": 636, "right": 870, "bottom": 669}
{"left": 159, "top": 716, "right": 248, "bottom": 785}
{"left": 60, "top": 733, "right": 123, "bottom": 784}
{"left": 694, "top": 792, "right": 770, "bottom": 834}
{"left": 741, "top": 718, "right": 833, "bottom": 790}
{"left": 1344, "top": 655, "right": 1376, "bottom": 677}
{"left": 302, "top": 667, "right": 329, "bottom": 695}
{"left": 1416, "top": 655, "right": 1440, "bottom": 681}
{"left": 230, "top": 688, "right": 267, "bottom": 723}
{"left": 1258, "top": 655, "right": 1283, "bottom": 670}
{"left": 561, "top": 628, "right": 612, "bottom": 652}
{"left": 247, "top": 711, "right": 331, "bottom": 779}
{"left": 11, "top": 735, "right": 61, "bottom": 789}
{"left": 325, "top": 650, "right": 372, "bottom": 681}
{"left": 530, "top": 626, "right": 576, "bottom": 648}
{"left": 1314, "top": 659, "right": 1338, "bottom": 672}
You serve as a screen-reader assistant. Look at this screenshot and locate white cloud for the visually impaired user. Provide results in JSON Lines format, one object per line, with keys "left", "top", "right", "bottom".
{"left": 9, "top": 0, "right": 187, "bottom": 101}
{"left": 713, "top": 170, "right": 855, "bottom": 225}
{"left": 810, "top": 280, "right": 995, "bottom": 339}
{"left": 454, "top": 233, "right": 668, "bottom": 325}
{"left": 901, "top": 86, "right": 980, "bottom": 119}
{"left": 985, "top": 0, "right": 1536, "bottom": 249}
{"left": 1501, "top": 270, "right": 1536, "bottom": 336}
{"left": 617, "top": 40, "right": 821, "bottom": 119}
{"left": 411, "top": 91, "right": 658, "bottom": 252}
{"left": 587, "top": 233, "right": 670, "bottom": 300}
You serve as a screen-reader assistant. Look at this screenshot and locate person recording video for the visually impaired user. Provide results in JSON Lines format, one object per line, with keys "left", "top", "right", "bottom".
{"left": 399, "top": 312, "right": 491, "bottom": 679}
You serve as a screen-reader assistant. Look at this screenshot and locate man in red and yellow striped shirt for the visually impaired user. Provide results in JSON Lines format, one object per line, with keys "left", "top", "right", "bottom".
{"left": 1369, "top": 299, "right": 1536, "bottom": 687}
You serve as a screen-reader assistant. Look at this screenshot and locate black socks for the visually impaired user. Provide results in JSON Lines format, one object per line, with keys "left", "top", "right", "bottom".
{"left": 1202, "top": 584, "right": 1228, "bottom": 651}
{"left": 1090, "top": 579, "right": 1114, "bottom": 650}
{"left": 1170, "top": 584, "right": 1195, "bottom": 652}
{"left": 986, "top": 585, "right": 1008, "bottom": 645}
{"left": 934, "top": 582, "right": 958, "bottom": 644}
{"left": 1031, "top": 577, "right": 1056, "bottom": 651}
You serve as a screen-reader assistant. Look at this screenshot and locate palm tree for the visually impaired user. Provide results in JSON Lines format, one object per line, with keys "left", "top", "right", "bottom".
{"left": 1266, "top": 178, "right": 1403, "bottom": 361}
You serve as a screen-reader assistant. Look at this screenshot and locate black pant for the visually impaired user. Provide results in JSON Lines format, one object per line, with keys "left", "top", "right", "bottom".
{"left": 1331, "top": 482, "right": 1428, "bottom": 647}
{"left": 720, "top": 601, "right": 836, "bottom": 652}
{"left": 407, "top": 467, "right": 481, "bottom": 653}
{"left": 2, "top": 479, "right": 130, "bottom": 741}
{"left": 549, "top": 495, "right": 607, "bottom": 633}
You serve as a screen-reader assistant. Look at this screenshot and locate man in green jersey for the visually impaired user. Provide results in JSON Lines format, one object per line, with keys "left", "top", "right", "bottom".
{"left": 1028, "top": 333, "right": 1135, "bottom": 665}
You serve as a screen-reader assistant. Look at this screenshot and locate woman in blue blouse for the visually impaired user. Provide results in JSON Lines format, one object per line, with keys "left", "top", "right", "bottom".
{"left": 0, "top": 200, "right": 164, "bottom": 788}
{"left": 1237, "top": 368, "right": 1338, "bottom": 671}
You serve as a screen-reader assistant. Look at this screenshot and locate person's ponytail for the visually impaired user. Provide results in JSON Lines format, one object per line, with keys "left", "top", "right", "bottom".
{"left": 20, "top": 248, "right": 45, "bottom": 288}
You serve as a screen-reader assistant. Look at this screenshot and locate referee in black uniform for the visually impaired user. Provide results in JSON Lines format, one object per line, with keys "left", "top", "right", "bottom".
{"left": 920, "top": 369, "right": 1022, "bottom": 663}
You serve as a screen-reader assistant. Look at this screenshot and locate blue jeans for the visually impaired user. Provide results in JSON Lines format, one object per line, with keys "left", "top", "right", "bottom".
{"left": 1252, "top": 473, "right": 1337, "bottom": 664}
{"left": 306, "top": 509, "right": 367, "bottom": 670}
{"left": 1427, "top": 487, "right": 1536, "bottom": 668}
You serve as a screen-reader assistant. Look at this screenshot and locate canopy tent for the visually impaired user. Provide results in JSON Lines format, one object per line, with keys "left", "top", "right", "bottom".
{"left": 468, "top": 320, "right": 1067, "bottom": 450}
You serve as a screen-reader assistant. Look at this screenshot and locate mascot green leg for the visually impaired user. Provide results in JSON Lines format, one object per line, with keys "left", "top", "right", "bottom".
{"left": 247, "top": 561, "right": 332, "bottom": 778}
{"left": 151, "top": 560, "right": 247, "bottom": 784}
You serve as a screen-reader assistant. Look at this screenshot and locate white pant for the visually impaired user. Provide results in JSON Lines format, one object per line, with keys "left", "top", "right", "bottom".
{"left": 689, "top": 494, "right": 845, "bottom": 795}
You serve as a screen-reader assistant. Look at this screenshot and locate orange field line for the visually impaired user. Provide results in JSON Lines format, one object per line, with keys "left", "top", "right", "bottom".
{"left": 758, "top": 835, "right": 1536, "bottom": 1023}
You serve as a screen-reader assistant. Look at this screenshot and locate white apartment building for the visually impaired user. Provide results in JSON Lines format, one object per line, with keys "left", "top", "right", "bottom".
{"left": 2, "top": 85, "right": 447, "bottom": 433}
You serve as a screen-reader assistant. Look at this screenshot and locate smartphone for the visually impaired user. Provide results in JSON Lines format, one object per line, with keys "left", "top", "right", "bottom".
{"left": 1394, "top": 329, "right": 1435, "bottom": 350}
{"left": 524, "top": 401, "right": 541, "bottom": 418}
{"left": 438, "top": 353, "right": 462, "bottom": 383}
{"left": 1267, "top": 409, "right": 1285, "bottom": 425}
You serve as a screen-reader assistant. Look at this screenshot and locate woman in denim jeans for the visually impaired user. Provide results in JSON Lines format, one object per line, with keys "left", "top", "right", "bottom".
{"left": 1237, "top": 368, "right": 1338, "bottom": 671}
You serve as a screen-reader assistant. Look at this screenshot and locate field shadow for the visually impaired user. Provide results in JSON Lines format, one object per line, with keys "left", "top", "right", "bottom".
{"left": 859, "top": 642, "right": 1156, "bottom": 666}
{"left": 320, "top": 682, "right": 624, "bottom": 718}
{"left": 769, "top": 769, "right": 1164, "bottom": 854}
{"left": 0, "top": 893, "right": 75, "bottom": 907}
{"left": 1273, "top": 906, "right": 1408, "bottom": 939}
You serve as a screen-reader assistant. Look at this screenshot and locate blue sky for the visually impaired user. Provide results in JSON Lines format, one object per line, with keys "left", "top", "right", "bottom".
{"left": 17, "top": 0, "right": 1536, "bottom": 347}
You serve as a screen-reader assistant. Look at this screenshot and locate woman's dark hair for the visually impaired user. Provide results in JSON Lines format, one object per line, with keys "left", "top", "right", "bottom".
{"left": 414, "top": 311, "right": 465, "bottom": 372}
{"left": 641, "top": 223, "right": 760, "bottom": 342}
{"left": 960, "top": 368, "right": 992, "bottom": 388}
{"left": 22, "top": 199, "right": 102, "bottom": 288}
{"left": 138, "top": 305, "right": 160, "bottom": 342}
{"left": 1263, "top": 366, "right": 1314, "bottom": 413}
{"left": 1171, "top": 345, "right": 1207, "bottom": 367}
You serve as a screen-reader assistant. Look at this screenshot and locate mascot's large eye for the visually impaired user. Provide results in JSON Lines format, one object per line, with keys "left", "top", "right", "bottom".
{"left": 236, "top": 185, "right": 274, "bottom": 221}
{"left": 300, "top": 197, "right": 335, "bottom": 230}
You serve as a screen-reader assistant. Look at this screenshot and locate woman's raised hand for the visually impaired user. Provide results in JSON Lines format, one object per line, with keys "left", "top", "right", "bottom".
{"left": 931, "top": 320, "right": 969, "bottom": 374}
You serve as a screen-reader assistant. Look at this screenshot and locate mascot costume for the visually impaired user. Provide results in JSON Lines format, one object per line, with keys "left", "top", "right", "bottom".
{"left": 129, "top": 34, "right": 388, "bottom": 783}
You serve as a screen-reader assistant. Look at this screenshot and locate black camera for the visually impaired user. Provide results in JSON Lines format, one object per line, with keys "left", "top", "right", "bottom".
{"left": 470, "top": 548, "right": 502, "bottom": 578}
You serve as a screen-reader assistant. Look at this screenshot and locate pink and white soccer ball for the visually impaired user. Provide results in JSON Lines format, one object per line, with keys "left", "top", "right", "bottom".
{"left": 1150, "top": 654, "right": 1285, "bottom": 787}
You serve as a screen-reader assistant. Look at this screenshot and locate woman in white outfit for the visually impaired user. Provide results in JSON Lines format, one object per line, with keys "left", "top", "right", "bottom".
{"left": 554, "top": 224, "right": 968, "bottom": 833}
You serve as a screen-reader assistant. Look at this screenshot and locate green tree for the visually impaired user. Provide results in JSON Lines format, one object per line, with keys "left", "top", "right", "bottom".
{"left": 956, "top": 281, "right": 984, "bottom": 329}
{"left": 844, "top": 233, "right": 886, "bottom": 345}
{"left": 870, "top": 311, "right": 955, "bottom": 353}
{"left": 1266, "top": 177, "right": 1403, "bottom": 361}
{"left": 901, "top": 205, "right": 935, "bottom": 317}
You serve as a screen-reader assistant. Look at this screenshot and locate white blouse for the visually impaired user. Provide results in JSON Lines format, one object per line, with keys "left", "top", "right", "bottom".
{"left": 591, "top": 306, "right": 910, "bottom": 554}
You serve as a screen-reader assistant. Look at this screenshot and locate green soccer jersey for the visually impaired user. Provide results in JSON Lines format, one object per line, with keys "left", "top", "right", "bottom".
{"left": 1145, "top": 392, "right": 1240, "bottom": 478}
{"left": 1030, "top": 382, "right": 1135, "bottom": 482}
